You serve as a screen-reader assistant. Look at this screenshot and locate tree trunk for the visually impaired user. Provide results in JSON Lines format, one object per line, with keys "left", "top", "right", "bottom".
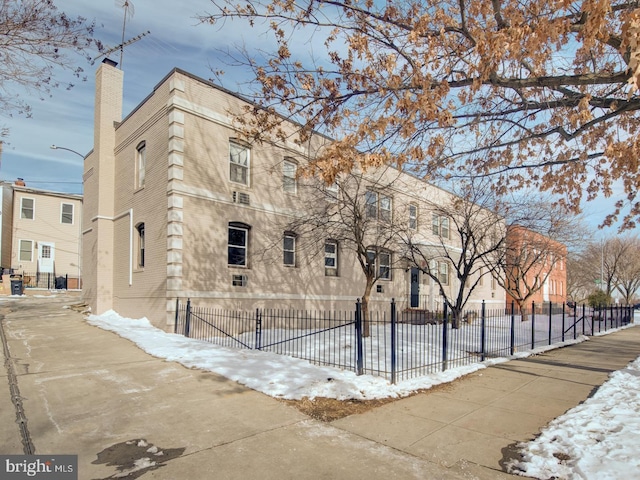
{"left": 519, "top": 302, "right": 529, "bottom": 322}
{"left": 362, "top": 282, "right": 373, "bottom": 337}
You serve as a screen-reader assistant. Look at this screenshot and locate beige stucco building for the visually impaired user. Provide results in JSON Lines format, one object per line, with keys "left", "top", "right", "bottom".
{"left": 0, "top": 180, "right": 82, "bottom": 289}
{"left": 83, "top": 59, "right": 506, "bottom": 329}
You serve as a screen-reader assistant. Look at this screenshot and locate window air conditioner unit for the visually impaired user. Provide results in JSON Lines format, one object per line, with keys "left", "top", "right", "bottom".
{"left": 232, "top": 191, "right": 250, "bottom": 205}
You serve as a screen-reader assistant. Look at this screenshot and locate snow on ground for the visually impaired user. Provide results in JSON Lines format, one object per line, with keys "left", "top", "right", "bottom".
{"left": 86, "top": 310, "right": 639, "bottom": 480}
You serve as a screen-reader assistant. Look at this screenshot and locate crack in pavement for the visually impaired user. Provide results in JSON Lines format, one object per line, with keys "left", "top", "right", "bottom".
{"left": 0, "top": 309, "right": 35, "bottom": 454}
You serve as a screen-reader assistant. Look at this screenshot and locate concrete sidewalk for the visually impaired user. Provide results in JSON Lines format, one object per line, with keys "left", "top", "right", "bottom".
{"left": 332, "top": 321, "right": 640, "bottom": 478}
{"left": 1, "top": 295, "right": 639, "bottom": 480}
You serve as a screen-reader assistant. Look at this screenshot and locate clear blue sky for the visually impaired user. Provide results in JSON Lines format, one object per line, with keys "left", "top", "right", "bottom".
{"left": 0, "top": 0, "right": 623, "bottom": 233}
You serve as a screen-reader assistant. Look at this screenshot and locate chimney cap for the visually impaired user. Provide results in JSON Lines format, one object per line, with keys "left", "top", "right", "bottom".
{"left": 102, "top": 58, "right": 118, "bottom": 67}
{"left": 15, "top": 178, "right": 25, "bottom": 186}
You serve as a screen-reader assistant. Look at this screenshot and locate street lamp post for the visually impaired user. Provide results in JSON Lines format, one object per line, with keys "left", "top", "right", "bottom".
{"left": 50, "top": 145, "right": 85, "bottom": 158}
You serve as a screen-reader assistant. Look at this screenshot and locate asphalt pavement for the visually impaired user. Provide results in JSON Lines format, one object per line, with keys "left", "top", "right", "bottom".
{"left": 1, "top": 293, "right": 639, "bottom": 480}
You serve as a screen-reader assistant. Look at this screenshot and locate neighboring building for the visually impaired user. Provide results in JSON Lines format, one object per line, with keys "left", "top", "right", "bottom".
{"left": 83, "top": 59, "right": 506, "bottom": 329}
{"left": 0, "top": 180, "right": 83, "bottom": 289}
{"left": 505, "top": 225, "right": 567, "bottom": 308}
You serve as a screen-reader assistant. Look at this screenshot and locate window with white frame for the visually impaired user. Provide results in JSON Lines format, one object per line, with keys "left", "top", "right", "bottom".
{"left": 283, "top": 159, "right": 297, "bottom": 194}
{"left": 61, "top": 203, "right": 74, "bottom": 224}
{"left": 365, "top": 191, "right": 392, "bottom": 221}
{"left": 432, "top": 214, "right": 450, "bottom": 239}
{"left": 229, "top": 141, "right": 250, "bottom": 185}
{"left": 283, "top": 233, "right": 296, "bottom": 266}
{"left": 19, "top": 240, "right": 33, "bottom": 262}
{"left": 409, "top": 204, "right": 418, "bottom": 229}
{"left": 136, "top": 141, "right": 146, "bottom": 189}
{"left": 136, "top": 223, "right": 145, "bottom": 268}
{"left": 366, "top": 248, "right": 391, "bottom": 280}
{"left": 325, "top": 241, "right": 338, "bottom": 276}
{"left": 379, "top": 251, "right": 391, "bottom": 280}
{"left": 21, "top": 197, "right": 34, "bottom": 220}
{"left": 438, "top": 261, "right": 449, "bottom": 285}
{"left": 365, "top": 191, "right": 378, "bottom": 219}
{"left": 380, "top": 196, "right": 392, "bottom": 222}
{"left": 228, "top": 223, "right": 249, "bottom": 266}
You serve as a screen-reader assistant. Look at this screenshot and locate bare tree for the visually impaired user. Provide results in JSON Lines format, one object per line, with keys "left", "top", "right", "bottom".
{"left": 401, "top": 178, "right": 506, "bottom": 328}
{"left": 566, "top": 252, "right": 596, "bottom": 304}
{"left": 281, "top": 167, "right": 406, "bottom": 336}
{"left": 203, "top": 0, "right": 640, "bottom": 229}
{"left": 495, "top": 199, "right": 584, "bottom": 319}
{"left": 0, "top": 0, "right": 100, "bottom": 131}
{"left": 613, "top": 236, "right": 640, "bottom": 303}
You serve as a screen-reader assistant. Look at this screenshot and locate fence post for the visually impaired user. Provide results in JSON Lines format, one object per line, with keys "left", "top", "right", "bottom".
{"left": 255, "top": 308, "right": 262, "bottom": 350}
{"left": 442, "top": 302, "right": 448, "bottom": 372}
{"left": 390, "top": 299, "right": 397, "bottom": 385}
{"left": 355, "top": 299, "right": 364, "bottom": 375}
{"left": 581, "top": 303, "right": 586, "bottom": 335}
{"left": 548, "top": 301, "right": 553, "bottom": 346}
{"left": 174, "top": 298, "right": 180, "bottom": 333}
{"left": 531, "top": 301, "right": 536, "bottom": 350}
{"left": 185, "top": 298, "right": 191, "bottom": 338}
{"left": 65, "top": 274, "right": 69, "bottom": 290}
{"left": 480, "top": 301, "right": 486, "bottom": 362}
{"left": 562, "top": 303, "right": 566, "bottom": 342}
{"left": 510, "top": 301, "right": 515, "bottom": 356}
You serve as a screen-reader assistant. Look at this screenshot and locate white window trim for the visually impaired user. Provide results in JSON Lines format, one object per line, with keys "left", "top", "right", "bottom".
{"left": 229, "top": 141, "right": 250, "bottom": 186}
{"left": 136, "top": 141, "right": 146, "bottom": 189}
{"left": 19, "top": 239, "right": 33, "bottom": 262}
{"left": 283, "top": 159, "right": 297, "bottom": 194}
{"left": 409, "top": 204, "right": 418, "bottom": 229}
{"left": 61, "top": 203, "right": 74, "bottom": 225}
{"left": 228, "top": 225, "right": 249, "bottom": 267}
{"left": 283, "top": 234, "right": 296, "bottom": 267}
{"left": 325, "top": 240, "right": 338, "bottom": 276}
{"left": 20, "top": 197, "right": 35, "bottom": 220}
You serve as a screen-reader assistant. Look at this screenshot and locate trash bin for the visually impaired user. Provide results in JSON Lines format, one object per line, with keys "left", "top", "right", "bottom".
{"left": 55, "top": 276, "right": 67, "bottom": 290}
{"left": 10, "top": 279, "right": 23, "bottom": 295}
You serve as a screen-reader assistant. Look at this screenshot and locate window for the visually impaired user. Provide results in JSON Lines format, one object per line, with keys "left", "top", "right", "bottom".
{"left": 136, "top": 141, "right": 146, "bottom": 189}
{"left": 136, "top": 223, "right": 145, "bottom": 268}
{"left": 438, "top": 261, "right": 449, "bottom": 285}
{"left": 478, "top": 267, "right": 484, "bottom": 286}
{"left": 325, "top": 182, "right": 339, "bottom": 201}
{"left": 61, "top": 203, "right": 74, "bottom": 224}
{"left": 365, "top": 191, "right": 378, "bottom": 219}
{"left": 432, "top": 214, "right": 450, "bottom": 239}
{"left": 21, "top": 198, "right": 34, "bottom": 220}
{"left": 380, "top": 196, "right": 392, "bottom": 222}
{"left": 230, "top": 141, "right": 250, "bottom": 185}
{"left": 409, "top": 204, "right": 418, "bottom": 229}
{"left": 366, "top": 248, "right": 392, "bottom": 280}
{"left": 325, "top": 241, "right": 338, "bottom": 276}
{"left": 283, "top": 233, "right": 296, "bottom": 266}
{"left": 19, "top": 240, "right": 33, "bottom": 262}
{"left": 283, "top": 159, "right": 297, "bottom": 194}
{"left": 228, "top": 223, "right": 249, "bottom": 266}
{"left": 379, "top": 251, "right": 391, "bottom": 280}
{"left": 365, "top": 191, "right": 392, "bottom": 221}
{"left": 41, "top": 245, "right": 51, "bottom": 259}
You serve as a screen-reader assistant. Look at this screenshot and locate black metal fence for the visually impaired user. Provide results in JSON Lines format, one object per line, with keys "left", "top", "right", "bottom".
{"left": 20, "top": 272, "right": 82, "bottom": 290}
{"left": 174, "top": 299, "right": 634, "bottom": 384}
